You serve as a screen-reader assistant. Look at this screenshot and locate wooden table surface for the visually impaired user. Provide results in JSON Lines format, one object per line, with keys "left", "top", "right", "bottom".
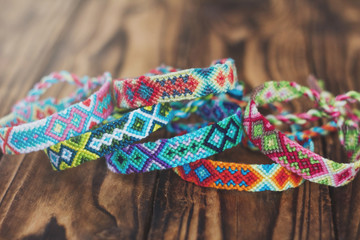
{"left": 1, "top": 0, "right": 360, "bottom": 239}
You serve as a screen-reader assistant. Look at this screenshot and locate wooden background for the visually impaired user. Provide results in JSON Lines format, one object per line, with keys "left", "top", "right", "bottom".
{"left": 1, "top": 0, "right": 360, "bottom": 239}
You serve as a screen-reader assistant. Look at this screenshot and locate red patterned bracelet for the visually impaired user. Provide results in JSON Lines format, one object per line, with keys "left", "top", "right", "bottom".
{"left": 113, "top": 59, "right": 236, "bottom": 108}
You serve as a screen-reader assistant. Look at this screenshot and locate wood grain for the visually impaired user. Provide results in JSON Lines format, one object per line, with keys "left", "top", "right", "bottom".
{"left": 0, "top": 0, "right": 360, "bottom": 239}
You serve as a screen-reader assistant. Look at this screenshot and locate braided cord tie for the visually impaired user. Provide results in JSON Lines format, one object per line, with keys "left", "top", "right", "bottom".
{"left": 0, "top": 73, "right": 113, "bottom": 154}
{"left": 243, "top": 81, "right": 360, "bottom": 187}
{"left": 0, "top": 71, "right": 106, "bottom": 128}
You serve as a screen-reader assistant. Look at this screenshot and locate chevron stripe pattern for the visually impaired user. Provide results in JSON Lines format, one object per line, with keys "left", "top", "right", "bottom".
{"left": 174, "top": 160, "right": 304, "bottom": 192}
{"left": 0, "top": 74, "right": 113, "bottom": 154}
{"left": 113, "top": 58, "right": 237, "bottom": 108}
{"left": 243, "top": 81, "right": 360, "bottom": 187}
{"left": 46, "top": 103, "right": 172, "bottom": 170}
{"left": 106, "top": 109, "right": 243, "bottom": 174}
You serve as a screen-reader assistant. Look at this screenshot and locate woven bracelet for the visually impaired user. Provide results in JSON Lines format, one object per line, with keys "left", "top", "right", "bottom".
{"left": 0, "top": 73, "right": 113, "bottom": 155}
{"left": 106, "top": 106, "right": 243, "bottom": 174}
{"left": 172, "top": 79, "right": 355, "bottom": 191}
{"left": 104, "top": 85, "right": 341, "bottom": 191}
{"left": 0, "top": 71, "right": 105, "bottom": 128}
{"left": 44, "top": 67, "right": 176, "bottom": 170}
{"left": 243, "top": 81, "right": 360, "bottom": 187}
{"left": 170, "top": 77, "right": 347, "bottom": 130}
{"left": 169, "top": 100, "right": 305, "bottom": 192}
{"left": 44, "top": 61, "right": 237, "bottom": 170}
{"left": 171, "top": 105, "right": 338, "bottom": 192}
{"left": 105, "top": 103, "right": 305, "bottom": 192}
{"left": 1, "top": 59, "right": 236, "bottom": 155}
{"left": 113, "top": 58, "right": 237, "bottom": 108}
{"left": 45, "top": 103, "right": 174, "bottom": 170}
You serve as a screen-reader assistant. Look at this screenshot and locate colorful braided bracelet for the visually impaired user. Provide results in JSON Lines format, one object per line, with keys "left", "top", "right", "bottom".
{"left": 105, "top": 103, "right": 308, "bottom": 192}
{"left": 1, "top": 59, "right": 236, "bottom": 155}
{"left": 170, "top": 101, "right": 305, "bottom": 192}
{"left": 44, "top": 67, "right": 180, "bottom": 170}
{"left": 46, "top": 103, "right": 174, "bottom": 170}
{"left": 171, "top": 103, "right": 338, "bottom": 192}
{"left": 45, "top": 61, "right": 237, "bottom": 170}
{"left": 170, "top": 76, "right": 348, "bottom": 130}
{"left": 170, "top": 78, "right": 357, "bottom": 191}
{"left": 106, "top": 82, "right": 344, "bottom": 191}
{"left": 106, "top": 107, "right": 243, "bottom": 174}
{"left": 46, "top": 100, "right": 220, "bottom": 171}
{"left": 113, "top": 58, "right": 236, "bottom": 108}
{"left": 167, "top": 98, "right": 338, "bottom": 151}
{"left": 0, "top": 71, "right": 105, "bottom": 128}
{"left": 0, "top": 73, "right": 113, "bottom": 154}
{"left": 174, "top": 160, "right": 303, "bottom": 192}
{"left": 243, "top": 81, "right": 360, "bottom": 187}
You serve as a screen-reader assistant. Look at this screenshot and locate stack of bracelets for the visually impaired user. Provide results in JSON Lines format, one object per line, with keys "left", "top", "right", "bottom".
{"left": 1, "top": 58, "right": 359, "bottom": 192}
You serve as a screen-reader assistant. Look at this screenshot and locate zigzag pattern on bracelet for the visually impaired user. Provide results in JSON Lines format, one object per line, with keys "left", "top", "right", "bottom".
{"left": 0, "top": 73, "right": 113, "bottom": 154}
{"left": 174, "top": 160, "right": 304, "bottom": 192}
{"left": 46, "top": 103, "right": 172, "bottom": 170}
{"left": 113, "top": 58, "right": 237, "bottom": 108}
{"left": 243, "top": 81, "right": 360, "bottom": 187}
{"left": 106, "top": 110, "right": 243, "bottom": 174}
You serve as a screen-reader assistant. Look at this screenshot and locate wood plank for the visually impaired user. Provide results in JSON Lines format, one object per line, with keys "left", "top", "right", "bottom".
{"left": 0, "top": 0, "right": 359, "bottom": 239}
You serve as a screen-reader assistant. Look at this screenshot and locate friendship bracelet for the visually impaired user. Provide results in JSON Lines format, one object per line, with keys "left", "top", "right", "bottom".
{"left": 45, "top": 67, "right": 177, "bottom": 170}
{"left": 106, "top": 109, "right": 243, "bottom": 174}
{"left": 2, "top": 59, "right": 236, "bottom": 155}
{"left": 45, "top": 62, "right": 237, "bottom": 170}
{"left": 105, "top": 80, "right": 341, "bottom": 180}
{"left": 169, "top": 77, "right": 352, "bottom": 130}
{"left": 0, "top": 71, "right": 105, "bottom": 128}
{"left": 113, "top": 58, "right": 237, "bottom": 108}
{"left": 172, "top": 121, "right": 337, "bottom": 192}
{"left": 168, "top": 99, "right": 337, "bottom": 151}
{"left": 170, "top": 119, "right": 306, "bottom": 192}
{"left": 169, "top": 100, "right": 334, "bottom": 192}
{"left": 243, "top": 81, "right": 360, "bottom": 187}
{"left": 0, "top": 73, "right": 113, "bottom": 154}
{"left": 174, "top": 160, "right": 303, "bottom": 192}
{"left": 170, "top": 79, "right": 352, "bottom": 191}
{"left": 105, "top": 101, "right": 308, "bottom": 192}
{"left": 105, "top": 85, "right": 339, "bottom": 191}
{"left": 168, "top": 85, "right": 340, "bottom": 145}
{"left": 45, "top": 103, "right": 173, "bottom": 170}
